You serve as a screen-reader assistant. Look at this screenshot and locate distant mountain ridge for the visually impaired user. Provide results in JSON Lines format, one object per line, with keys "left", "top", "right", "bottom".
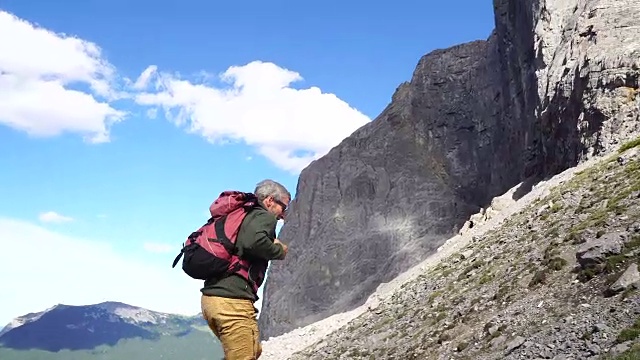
{"left": 0, "top": 301, "right": 222, "bottom": 360}
{"left": 0, "top": 307, "right": 53, "bottom": 338}
{"left": 0, "top": 302, "right": 185, "bottom": 338}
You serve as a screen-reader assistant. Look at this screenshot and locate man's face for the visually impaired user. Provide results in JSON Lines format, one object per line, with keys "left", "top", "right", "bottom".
{"left": 266, "top": 195, "right": 289, "bottom": 220}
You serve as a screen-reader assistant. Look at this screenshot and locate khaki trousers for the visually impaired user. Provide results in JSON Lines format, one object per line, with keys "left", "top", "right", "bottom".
{"left": 201, "top": 294, "right": 262, "bottom": 360}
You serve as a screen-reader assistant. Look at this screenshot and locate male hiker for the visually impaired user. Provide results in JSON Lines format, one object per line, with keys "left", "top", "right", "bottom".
{"left": 200, "top": 179, "right": 290, "bottom": 359}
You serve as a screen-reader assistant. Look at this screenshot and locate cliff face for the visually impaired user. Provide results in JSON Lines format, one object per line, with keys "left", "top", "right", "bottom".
{"left": 258, "top": 38, "right": 535, "bottom": 339}
{"left": 259, "top": 0, "right": 640, "bottom": 339}
{"left": 525, "top": 0, "right": 640, "bottom": 172}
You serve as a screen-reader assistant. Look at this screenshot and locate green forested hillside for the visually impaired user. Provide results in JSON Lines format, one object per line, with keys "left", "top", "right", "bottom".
{"left": 0, "top": 327, "right": 224, "bottom": 360}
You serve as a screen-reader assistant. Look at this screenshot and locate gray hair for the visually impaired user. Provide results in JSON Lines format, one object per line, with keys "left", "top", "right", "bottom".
{"left": 254, "top": 179, "right": 291, "bottom": 202}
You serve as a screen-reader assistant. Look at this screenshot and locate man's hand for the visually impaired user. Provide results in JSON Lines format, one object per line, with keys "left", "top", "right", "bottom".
{"left": 273, "top": 238, "right": 288, "bottom": 258}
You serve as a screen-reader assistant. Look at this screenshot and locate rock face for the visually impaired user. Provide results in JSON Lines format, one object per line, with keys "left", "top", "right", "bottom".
{"left": 258, "top": 38, "right": 533, "bottom": 339}
{"left": 258, "top": 0, "right": 640, "bottom": 339}
{"left": 528, "top": 0, "right": 640, "bottom": 170}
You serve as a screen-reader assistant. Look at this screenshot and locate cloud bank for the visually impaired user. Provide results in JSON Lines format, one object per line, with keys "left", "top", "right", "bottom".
{"left": 134, "top": 61, "right": 371, "bottom": 173}
{"left": 0, "top": 10, "right": 371, "bottom": 173}
{"left": 0, "top": 11, "right": 125, "bottom": 144}
{"left": 0, "top": 217, "right": 202, "bottom": 326}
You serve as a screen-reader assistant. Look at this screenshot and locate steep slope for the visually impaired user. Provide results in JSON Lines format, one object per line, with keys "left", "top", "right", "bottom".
{"left": 259, "top": 0, "right": 640, "bottom": 339}
{"left": 282, "top": 138, "right": 640, "bottom": 359}
{"left": 0, "top": 302, "right": 223, "bottom": 360}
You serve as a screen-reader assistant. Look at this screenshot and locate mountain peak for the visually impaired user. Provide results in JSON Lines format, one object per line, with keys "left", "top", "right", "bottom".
{"left": 93, "top": 301, "right": 167, "bottom": 323}
{"left": 95, "top": 301, "right": 136, "bottom": 308}
{"left": 0, "top": 301, "right": 205, "bottom": 352}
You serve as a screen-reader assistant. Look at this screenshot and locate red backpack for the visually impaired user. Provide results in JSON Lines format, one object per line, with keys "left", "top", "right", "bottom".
{"left": 172, "top": 191, "right": 260, "bottom": 290}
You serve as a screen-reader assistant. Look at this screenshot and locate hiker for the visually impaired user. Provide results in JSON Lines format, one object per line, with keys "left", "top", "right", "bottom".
{"left": 199, "top": 179, "right": 290, "bottom": 359}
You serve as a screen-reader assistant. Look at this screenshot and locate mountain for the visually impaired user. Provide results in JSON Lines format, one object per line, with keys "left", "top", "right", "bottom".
{"left": 259, "top": 137, "right": 640, "bottom": 359}
{"left": 0, "top": 301, "right": 223, "bottom": 360}
{"left": 0, "top": 308, "right": 51, "bottom": 338}
{"left": 258, "top": 0, "right": 640, "bottom": 339}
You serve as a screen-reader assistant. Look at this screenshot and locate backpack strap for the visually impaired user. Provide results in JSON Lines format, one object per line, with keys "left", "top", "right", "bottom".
{"left": 213, "top": 215, "right": 236, "bottom": 254}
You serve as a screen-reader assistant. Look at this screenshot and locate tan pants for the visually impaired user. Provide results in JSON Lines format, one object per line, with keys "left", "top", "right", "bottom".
{"left": 201, "top": 295, "right": 262, "bottom": 360}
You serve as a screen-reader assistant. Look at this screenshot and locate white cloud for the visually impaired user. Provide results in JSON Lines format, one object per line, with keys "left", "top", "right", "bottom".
{"left": 0, "top": 11, "right": 125, "bottom": 143}
{"left": 146, "top": 108, "right": 158, "bottom": 119}
{"left": 38, "top": 211, "right": 73, "bottom": 223}
{"left": 134, "top": 61, "right": 371, "bottom": 173}
{"left": 133, "top": 65, "right": 157, "bottom": 90}
{"left": 0, "top": 217, "right": 203, "bottom": 326}
{"left": 143, "top": 242, "right": 175, "bottom": 254}
{"left": 0, "top": 10, "right": 371, "bottom": 173}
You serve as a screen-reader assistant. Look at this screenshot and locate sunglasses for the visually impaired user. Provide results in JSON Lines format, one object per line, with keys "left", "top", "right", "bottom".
{"left": 274, "top": 199, "right": 288, "bottom": 211}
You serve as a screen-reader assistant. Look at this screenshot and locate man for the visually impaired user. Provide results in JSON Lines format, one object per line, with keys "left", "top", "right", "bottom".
{"left": 200, "top": 179, "right": 290, "bottom": 360}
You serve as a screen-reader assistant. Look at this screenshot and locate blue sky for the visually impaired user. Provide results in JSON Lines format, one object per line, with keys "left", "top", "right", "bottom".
{"left": 0, "top": 0, "right": 495, "bottom": 325}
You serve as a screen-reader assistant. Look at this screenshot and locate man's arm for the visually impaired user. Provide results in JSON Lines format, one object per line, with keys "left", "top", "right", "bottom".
{"left": 238, "top": 211, "right": 286, "bottom": 260}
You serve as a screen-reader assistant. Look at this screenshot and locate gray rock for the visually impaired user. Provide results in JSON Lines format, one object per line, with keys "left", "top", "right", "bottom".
{"left": 575, "top": 232, "right": 627, "bottom": 268}
{"left": 491, "top": 334, "right": 508, "bottom": 349}
{"left": 609, "top": 263, "right": 640, "bottom": 294}
{"left": 552, "top": 355, "right": 574, "bottom": 360}
{"left": 539, "top": 348, "right": 554, "bottom": 358}
{"left": 488, "top": 325, "right": 500, "bottom": 336}
{"left": 587, "top": 342, "right": 601, "bottom": 355}
{"left": 609, "top": 341, "right": 633, "bottom": 356}
{"left": 258, "top": 0, "right": 640, "bottom": 340}
{"left": 505, "top": 336, "right": 526, "bottom": 354}
{"left": 592, "top": 323, "right": 609, "bottom": 333}
{"left": 628, "top": 222, "right": 640, "bottom": 233}
{"left": 461, "top": 250, "right": 474, "bottom": 260}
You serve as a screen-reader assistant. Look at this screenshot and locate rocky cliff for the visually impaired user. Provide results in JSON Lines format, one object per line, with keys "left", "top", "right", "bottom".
{"left": 259, "top": 0, "right": 640, "bottom": 339}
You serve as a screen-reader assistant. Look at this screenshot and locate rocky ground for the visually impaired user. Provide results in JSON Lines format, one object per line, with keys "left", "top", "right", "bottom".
{"left": 274, "top": 139, "right": 640, "bottom": 360}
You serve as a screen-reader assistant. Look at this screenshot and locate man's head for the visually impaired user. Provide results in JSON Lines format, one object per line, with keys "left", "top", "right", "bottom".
{"left": 254, "top": 179, "right": 291, "bottom": 220}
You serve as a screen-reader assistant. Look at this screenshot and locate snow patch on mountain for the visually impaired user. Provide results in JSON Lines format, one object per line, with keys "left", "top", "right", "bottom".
{"left": 114, "top": 307, "right": 167, "bottom": 324}
{"left": 0, "top": 305, "right": 56, "bottom": 336}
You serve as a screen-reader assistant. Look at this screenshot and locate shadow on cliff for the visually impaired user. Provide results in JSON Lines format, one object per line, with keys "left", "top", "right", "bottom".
{"left": 496, "top": 0, "right": 607, "bottom": 203}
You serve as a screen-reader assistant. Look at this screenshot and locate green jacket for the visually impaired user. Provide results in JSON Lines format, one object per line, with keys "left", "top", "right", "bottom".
{"left": 200, "top": 204, "right": 285, "bottom": 302}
